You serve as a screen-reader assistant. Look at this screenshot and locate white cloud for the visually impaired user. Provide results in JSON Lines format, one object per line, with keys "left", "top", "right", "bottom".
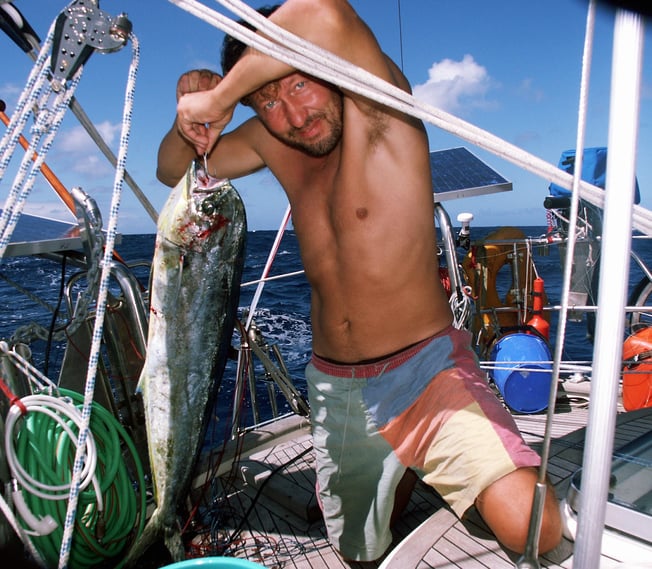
{"left": 73, "top": 154, "right": 106, "bottom": 176}
{"left": 413, "top": 54, "right": 494, "bottom": 114}
{"left": 517, "top": 78, "right": 545, "bottom": 103}
{"left": 51, "top": 121, "right": 120, "bottom": 179}
{"left": 22, "top": 201, "right": 76, "bottom": 223}
{"left": 57, "top": 121, "right": 121, "bottom": 153}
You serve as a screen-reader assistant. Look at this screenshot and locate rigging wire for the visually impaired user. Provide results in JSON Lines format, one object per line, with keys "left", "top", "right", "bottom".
{"left": 517, "top": 2, "right": 596, "bottom": 567}
{"left": 397, "top": 0, "right": 404, "bottom": 72}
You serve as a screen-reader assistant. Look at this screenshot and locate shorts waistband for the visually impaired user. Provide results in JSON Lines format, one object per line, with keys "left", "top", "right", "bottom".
{"left": 310, "top": 326, "right": 453, "bottom": 378}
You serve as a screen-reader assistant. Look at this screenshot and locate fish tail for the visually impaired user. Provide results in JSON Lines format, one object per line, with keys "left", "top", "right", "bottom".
{"left": 123, "top": 507, "right": 186, "bottom": 566}
{"left": 164, "top": 525, "right": 186, "bottom": 562}
{"left": 123, "top": 509, "right": 164, "bottom": 567}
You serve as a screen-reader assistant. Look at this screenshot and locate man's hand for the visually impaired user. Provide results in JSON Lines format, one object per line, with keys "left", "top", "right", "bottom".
{"left": 175, "top": 69, "right": 220, "bottom": 102}
{"left": 175, "top": 69, "right": 234, "bottom": 156}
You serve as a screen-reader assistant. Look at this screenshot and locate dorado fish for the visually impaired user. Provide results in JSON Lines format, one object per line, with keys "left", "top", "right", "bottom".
{"left": 125, "top": 159, "right": 246, "bottom": 564}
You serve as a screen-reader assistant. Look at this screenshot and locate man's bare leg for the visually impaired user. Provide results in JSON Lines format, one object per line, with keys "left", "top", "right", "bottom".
{"left": 390, "top": 468, "right": 419, "bottom": 527}
{"left": 475, "top": 466, "right": 562, "bottom": 554}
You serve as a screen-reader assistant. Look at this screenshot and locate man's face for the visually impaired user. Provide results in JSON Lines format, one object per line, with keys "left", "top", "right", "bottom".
{"left": 250, "top": 73, "right": 343, "bottom": 157}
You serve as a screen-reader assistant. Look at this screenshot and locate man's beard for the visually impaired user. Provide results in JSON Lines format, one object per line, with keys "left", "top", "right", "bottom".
{"left": 279, "top": 111, "right": 343, "bottom": 157}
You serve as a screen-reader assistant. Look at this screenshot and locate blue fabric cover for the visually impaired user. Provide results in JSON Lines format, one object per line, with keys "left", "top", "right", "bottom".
{"left": 548, "top": 146, "right": 640, "bottom": 204}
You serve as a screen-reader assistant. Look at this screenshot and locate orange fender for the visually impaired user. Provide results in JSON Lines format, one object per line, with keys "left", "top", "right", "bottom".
{"left": 622, "top": 326, "right": 652, "bottom": 411}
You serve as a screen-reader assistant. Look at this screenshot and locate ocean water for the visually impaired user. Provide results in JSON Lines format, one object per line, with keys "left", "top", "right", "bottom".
{"left": 3, "top": 225, "right": 652, "bottom": 421}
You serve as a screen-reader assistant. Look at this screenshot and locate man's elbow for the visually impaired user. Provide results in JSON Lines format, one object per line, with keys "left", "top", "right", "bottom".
{"left": 156, "top": 166, "right": 182, "bottom": 188}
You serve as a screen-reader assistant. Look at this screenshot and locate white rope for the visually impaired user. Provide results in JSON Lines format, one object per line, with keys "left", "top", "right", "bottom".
{"left": 0, "top": 341, "right": 55, "bottom": 394}
{"left": 57, "top": 32, "right": 140, "bottom": 569}
{"left": 0, "top": 15, "right": 138, "bottom": 566}
{"left": 449, "top": 288, "right": 472, "bottom": 330}
{"left": 0, "top": 79, "right": 80, "bottom": 259}
{"left": 0, "top": 22, "right": 81, "bottom": 260}
{"left": 167, "top": 0, "right": 652, "bottom": 235}
{"left": 0, "top": 26, "right": 53, "bottom": 172}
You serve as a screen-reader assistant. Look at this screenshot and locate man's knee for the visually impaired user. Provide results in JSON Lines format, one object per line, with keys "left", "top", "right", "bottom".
{"left": 475, "top": 467, "right": 562, "bottom": 554}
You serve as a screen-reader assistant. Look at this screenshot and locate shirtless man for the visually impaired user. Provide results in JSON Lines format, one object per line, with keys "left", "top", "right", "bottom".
{"left": 157, "top": 0, "right": 561, "bottom": 562}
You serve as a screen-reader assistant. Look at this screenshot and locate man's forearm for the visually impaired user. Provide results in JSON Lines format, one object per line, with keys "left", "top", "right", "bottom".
{"left": 212, "top": 0, "right": 349, "bottom": 110}
{"left": 175, "top": 0, "right": 385, "bottom": 155}
{"left": 156, "top": 120, "right": 197, "bottom": 187}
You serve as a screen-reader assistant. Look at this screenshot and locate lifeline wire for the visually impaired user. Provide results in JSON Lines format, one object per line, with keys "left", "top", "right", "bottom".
{"left": 168, "top": 0, "right": 652, "bottom": 236}
{"left": 245, "top": 203, "right": 292, "bottom": 330}
{"left": 57, "top": 32, "right": 140, "bottom": 569}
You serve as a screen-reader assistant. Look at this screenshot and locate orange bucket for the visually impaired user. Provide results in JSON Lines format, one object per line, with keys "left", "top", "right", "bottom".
{"left": 622, "top": 327, "right": 652, "bottom": 411}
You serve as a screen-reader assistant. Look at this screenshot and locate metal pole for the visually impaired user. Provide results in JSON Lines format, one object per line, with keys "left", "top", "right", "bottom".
{"left": 573, "top": 8, "right": 644, "bottom": 568}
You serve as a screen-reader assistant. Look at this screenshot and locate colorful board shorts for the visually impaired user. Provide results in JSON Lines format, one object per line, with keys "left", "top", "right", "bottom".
{"left": 305, "top": 325, "right": 541, "bottom": 561}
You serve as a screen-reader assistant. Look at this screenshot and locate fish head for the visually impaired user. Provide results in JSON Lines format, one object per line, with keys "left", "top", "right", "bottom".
{"left": 158, "top": 160, "right": 236, "bottom": 251}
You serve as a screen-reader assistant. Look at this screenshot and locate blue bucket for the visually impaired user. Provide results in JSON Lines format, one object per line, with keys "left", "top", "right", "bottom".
{"left": 161, "top": 558, "right": 264, "bottom": 569}
{"left": 489, "top": 332, "right": 552, "bottom": 414}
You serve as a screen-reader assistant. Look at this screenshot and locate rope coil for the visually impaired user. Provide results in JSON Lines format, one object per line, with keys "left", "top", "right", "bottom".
{"left": 4, "top": 388, "right": 147, "bottom": 568}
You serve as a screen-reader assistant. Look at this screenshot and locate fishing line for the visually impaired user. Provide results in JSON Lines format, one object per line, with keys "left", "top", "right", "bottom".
{"left": 396, "top": 0, "right": 404, "bottom": 72}
{"left": 225, "top": 444, "right": 314, "bottom": 546}
{"left": 43, "top": 253, "right": 68, "bottom": 378}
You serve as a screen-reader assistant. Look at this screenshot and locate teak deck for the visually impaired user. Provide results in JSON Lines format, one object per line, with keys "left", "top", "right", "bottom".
{"left": 192, "top": 395, "right": 652, "bottom": 569}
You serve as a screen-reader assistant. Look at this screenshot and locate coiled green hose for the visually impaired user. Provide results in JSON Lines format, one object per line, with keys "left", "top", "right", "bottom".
{"left": 6, "top": 388, "right": 147, "bottom": 568}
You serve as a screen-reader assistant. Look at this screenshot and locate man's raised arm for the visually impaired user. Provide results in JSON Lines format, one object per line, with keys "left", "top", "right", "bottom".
{"left": 176, "top": 0, "right": 398, "bottom": 155}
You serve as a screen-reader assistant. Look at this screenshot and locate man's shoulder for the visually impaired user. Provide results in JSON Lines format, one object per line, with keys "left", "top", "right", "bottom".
{"left": 342, "top": 94, "right": 424, "bottom": 150}
{"left": 223, "top": 116, "right": 273, "bottom": 153}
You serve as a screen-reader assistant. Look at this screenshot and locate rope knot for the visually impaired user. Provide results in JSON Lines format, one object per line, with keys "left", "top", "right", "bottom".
{"left": 0, "top": 376, "right": 28, "bottom": 415}
{"left": 31, "top": 107, "right": 54, "bottom": 136}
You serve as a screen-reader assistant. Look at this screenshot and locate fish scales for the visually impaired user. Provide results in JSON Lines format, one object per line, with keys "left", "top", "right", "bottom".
{"left": 126, "top": 160, "right": 246, "bottom": 564}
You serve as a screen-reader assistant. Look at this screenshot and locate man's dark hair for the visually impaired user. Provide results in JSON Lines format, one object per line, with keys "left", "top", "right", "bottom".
{"left": 221, "top": 4, "right": 282, "bottom": 76}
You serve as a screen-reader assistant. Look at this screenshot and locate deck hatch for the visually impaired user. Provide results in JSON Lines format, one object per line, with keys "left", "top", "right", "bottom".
{"left": 567, "top": 429, "right": 652, "bottom": 544}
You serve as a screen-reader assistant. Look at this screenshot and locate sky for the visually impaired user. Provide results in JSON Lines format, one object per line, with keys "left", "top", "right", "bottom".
{"left": 1, "top": 0, "right": 651, "bottom": 234}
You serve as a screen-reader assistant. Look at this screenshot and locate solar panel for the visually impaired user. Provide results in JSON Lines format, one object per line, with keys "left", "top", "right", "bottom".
{"left": 430, "top": 147, "right": 512, "bottom": 201}
{"left": 2, "top": 211, "right": 81, "bottom": 257}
